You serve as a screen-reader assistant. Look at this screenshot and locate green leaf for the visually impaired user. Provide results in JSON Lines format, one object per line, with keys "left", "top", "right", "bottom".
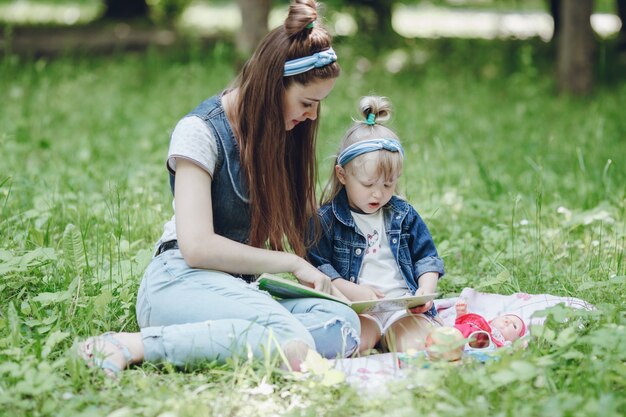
{"left": 577, "top": 276, "right": 626, "bottom": 291}
{"left": 31, "top": 290, "right": 72, "bottom": 306}
{"left": 554, "top": 326, "right": 577, "bottom": 348}
{"left": 474, "top": 270, "right": 510, "bottom": 290}
{"left": 490, "top": 361, "right": 537, "bottom": 388}
{"left": 63, "top": 223, "right": 86, "bottom": 272}
{"left": 41, "top": 331, "right": 70, "bottom": 358}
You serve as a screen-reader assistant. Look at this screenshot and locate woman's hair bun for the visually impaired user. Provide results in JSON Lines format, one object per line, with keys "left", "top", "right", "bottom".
{"left": 285, "top": 0, "right": 318, "bottom": 36}
{"left": 359, "top": 96, "right": 392, "bottom": 124}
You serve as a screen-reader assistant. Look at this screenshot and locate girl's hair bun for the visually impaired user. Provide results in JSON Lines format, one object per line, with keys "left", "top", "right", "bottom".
{"left": 285, "top": 0, "right": 318, "bottom": 36}
{"left": 359, "top": 96, "right": 392, "bottom": 124}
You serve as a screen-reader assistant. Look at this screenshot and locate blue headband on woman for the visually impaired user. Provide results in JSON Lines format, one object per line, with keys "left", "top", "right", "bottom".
{"left": 337, "top": 138, "right": 404, "bottom": 167}
{"left": 284, "top": 47, "right": 337, "bottom": 77}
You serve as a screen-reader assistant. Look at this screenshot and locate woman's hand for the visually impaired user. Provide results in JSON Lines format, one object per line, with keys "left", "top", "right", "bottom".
{"left": 291, "top": 260, "right": 350, "bottom": 302}
{"left": 330, "top": 283, "right": 350, "bottom": 302}
{"left": 291, "top": 259, "right": 333, "bottom": 294}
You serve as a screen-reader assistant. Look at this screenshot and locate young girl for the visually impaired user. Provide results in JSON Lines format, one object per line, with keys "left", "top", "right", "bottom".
{"left": 307, "top": 96, "right": 445, "bottom": 353}
{"left": 78, "top": 0, "right": 360, "bottom": 378}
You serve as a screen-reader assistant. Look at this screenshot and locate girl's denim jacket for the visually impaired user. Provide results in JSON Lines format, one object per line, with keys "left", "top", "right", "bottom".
{"left": 307, "top": 189, "right": 444, "bottom": 299}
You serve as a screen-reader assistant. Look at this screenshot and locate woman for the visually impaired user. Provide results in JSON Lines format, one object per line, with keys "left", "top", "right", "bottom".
{"left": 79, "top": 0, "right": 360, "bottom": 377}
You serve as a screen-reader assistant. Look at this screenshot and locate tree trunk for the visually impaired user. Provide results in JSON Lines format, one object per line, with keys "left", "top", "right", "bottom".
{"left": 236, "top": 0, "right": 270, "bottom": 63}
{"left": 557, "top": 0, "right": 595, "bottom": 95}
{"left": 366, "top": 0, "right": 395, "bottom": 37}
{"left": 617, "top": 0, "right": 626, "bottom": 51}
{"left": 550, "top": 0, "right": 561, "bottom": 41}
{"left": 103, "top": 0, "right": 149, "bottom": 20}
{"left": 346, "top": 0, "right": 400, "bottom": 49}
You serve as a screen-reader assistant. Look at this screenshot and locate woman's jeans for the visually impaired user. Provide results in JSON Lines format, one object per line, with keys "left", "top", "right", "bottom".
{"left": 136, "top": 249, "right": 360, "bottom": 367}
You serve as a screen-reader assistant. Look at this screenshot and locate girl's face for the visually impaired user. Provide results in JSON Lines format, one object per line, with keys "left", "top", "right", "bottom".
{"left": 283, "top": 78, "right": 336, "bottom": 131}
{"left": 490, "top": 315, "right": 524, "bottom": 341}
{"left": 336, "top": 157, "right": 398, "bottom": 214}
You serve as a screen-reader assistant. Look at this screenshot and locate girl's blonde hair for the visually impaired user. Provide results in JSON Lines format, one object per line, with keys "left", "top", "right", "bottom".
{"left": 233, "top": 0, "right": 340, "bottom": 257}
{"left": 320, "top": 96, "right": 403, "bottom": 206}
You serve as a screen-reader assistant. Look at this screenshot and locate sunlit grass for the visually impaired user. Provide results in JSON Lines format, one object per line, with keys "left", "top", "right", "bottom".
{"left": 0, "top": 37, "right": 625, "bottom": 416}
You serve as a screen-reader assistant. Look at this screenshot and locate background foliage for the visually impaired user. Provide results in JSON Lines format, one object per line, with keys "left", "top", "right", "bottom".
{"left": 0, "top": 6, "right": 625, "bottom": 417}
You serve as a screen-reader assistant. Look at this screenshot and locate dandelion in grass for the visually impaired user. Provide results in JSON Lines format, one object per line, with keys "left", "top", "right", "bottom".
{"left": 245, "top": 379, "right": 274, "bottom": 396}
{"left": 557, "top": 206, "right": 572, "bottom": 220}
{"left": 300, "top": 350, "right": 346, "bottom": 387}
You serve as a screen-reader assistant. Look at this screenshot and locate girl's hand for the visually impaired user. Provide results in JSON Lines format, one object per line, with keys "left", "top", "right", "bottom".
{"left": 335, "top": 282, "right": 383, "bottom": 301}
{"left": 332, "top": 279, "right": 382, "bottom": 302}
{"left": 359, "top": 285, "right": 385, "bottom": 301}
{"left": 408, "top": 287, "right": 434, "bottom": 315}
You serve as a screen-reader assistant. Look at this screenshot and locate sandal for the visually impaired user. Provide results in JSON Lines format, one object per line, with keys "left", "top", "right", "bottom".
{"left": 78, "top": 332, "right": 133, "bottom": 378}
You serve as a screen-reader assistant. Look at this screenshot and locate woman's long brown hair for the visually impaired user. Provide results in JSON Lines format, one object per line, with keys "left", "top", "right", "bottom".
{"left": 233, "top": 0, "right": 340, "bottom": 257}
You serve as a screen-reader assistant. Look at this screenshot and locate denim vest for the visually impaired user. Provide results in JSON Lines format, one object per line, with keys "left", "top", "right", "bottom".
{"left": 169, "top": 94, "right": 251, "bottom": 244}
{"left": 307, "top": 189, "right": 444, "bottom": 295}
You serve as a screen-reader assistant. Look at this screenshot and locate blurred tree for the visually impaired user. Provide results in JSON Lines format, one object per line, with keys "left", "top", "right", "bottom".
{"left": 557, "top": 0, "right": 595, "bottom": 94}
{"left": 617, "top": 0, "right": 626, "bottom": 50}
{"left": 236, "top": 0, "right": 271, "bottom": 64}
{"left": 325, "top": 0, "right": 402, "bottom": 48}
{"left": 102, "top": 0, "right": 148, "bottom": 20}
{"left": 102, "top": 0, "right": 191, "bottom": 24}
{"left": 552, "top": 0, "right": 626, "bottom": 49}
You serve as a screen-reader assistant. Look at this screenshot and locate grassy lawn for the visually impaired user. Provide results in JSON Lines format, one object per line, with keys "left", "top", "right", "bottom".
{"left": 0, "top": 37, "right": 625, "bottom": 416}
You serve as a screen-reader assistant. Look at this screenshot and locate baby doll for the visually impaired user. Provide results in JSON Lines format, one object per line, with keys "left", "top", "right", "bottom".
{"left": 425, "top": 299, "right": 527, "bottom": 360}
{"left": 453, "top": 299, "right": 526, "bottom": 348}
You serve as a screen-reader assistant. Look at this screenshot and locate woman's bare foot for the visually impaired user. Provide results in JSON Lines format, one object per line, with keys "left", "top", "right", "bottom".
{"left": 78, "top": 332, "right": 144, "bottom": 379}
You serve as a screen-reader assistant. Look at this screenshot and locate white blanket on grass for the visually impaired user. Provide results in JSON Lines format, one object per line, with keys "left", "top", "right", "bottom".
{"left": 332, "top": 288, "right": 594, "bottom": 392}
{"left": 434, "top": 287, "right": 594, "bottom": 329}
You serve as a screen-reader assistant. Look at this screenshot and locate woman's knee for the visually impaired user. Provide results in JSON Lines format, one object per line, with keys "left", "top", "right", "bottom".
{"left": 306, "top": 301, "right": 361, "bottom": 358}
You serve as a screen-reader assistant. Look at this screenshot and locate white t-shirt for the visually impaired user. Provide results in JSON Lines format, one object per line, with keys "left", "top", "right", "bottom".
{"left": 156, "top": 116, "right": 219, "bottom": 251}
{"left": 351, "top": 210, "right": 409, "bottom": 298}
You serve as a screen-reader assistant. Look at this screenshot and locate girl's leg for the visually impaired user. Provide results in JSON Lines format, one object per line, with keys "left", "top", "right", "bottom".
{"left": 135, "top": 250, "right": 315, "bottom": 366}
{"left": 383, "top": 313, "right": 440, "bottom": 352}
{"left": 357, "top": 315, "right": 381, "bottom": 354}
{"left": 278, "top": 298, "right": 361, "bottom": 359}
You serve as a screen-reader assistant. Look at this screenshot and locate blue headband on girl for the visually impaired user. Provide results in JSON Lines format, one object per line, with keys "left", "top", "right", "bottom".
{"left": 337, "top": 138, "right": 404, "bottom": 167}
{"left": 284, "top": 47, "right": 337, "bottom": 77}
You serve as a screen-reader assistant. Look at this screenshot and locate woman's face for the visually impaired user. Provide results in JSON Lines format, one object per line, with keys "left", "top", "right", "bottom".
{"left": 283, "top": 78, "right": 336, "bottom": 131}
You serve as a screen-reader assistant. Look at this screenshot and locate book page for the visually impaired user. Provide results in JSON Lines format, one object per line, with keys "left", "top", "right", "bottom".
{"left": 257, "top": 274, "right": 347, "bottom": 305}
{"left": 350, "top": 294, "right": 437, "bottom": 314}
{"left": 258, "top": 273, "right": 437, "bottom": 314}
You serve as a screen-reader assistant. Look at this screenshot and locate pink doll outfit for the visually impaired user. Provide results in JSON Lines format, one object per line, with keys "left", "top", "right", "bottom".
{"left": 454, "top": 313, "right": 526, "bottom": 348}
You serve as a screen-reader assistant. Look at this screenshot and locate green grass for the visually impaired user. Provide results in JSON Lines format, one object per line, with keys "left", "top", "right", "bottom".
{"left": 1, "top": 38, "right": 625, "bottom": 416}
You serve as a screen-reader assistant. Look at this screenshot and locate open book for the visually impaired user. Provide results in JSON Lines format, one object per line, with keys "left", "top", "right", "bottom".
{"left": 257, "top": 273, "right": 438, "bottom": 314}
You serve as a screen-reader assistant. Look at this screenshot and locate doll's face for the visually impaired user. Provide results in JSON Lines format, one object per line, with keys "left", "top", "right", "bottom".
{"left": 490, "top": 314, "right": 524, "bottom": 341}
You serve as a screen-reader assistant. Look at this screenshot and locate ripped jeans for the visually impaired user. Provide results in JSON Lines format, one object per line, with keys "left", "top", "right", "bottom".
{"left": 135, "top": 249, "right": 360, "bottom": 366}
